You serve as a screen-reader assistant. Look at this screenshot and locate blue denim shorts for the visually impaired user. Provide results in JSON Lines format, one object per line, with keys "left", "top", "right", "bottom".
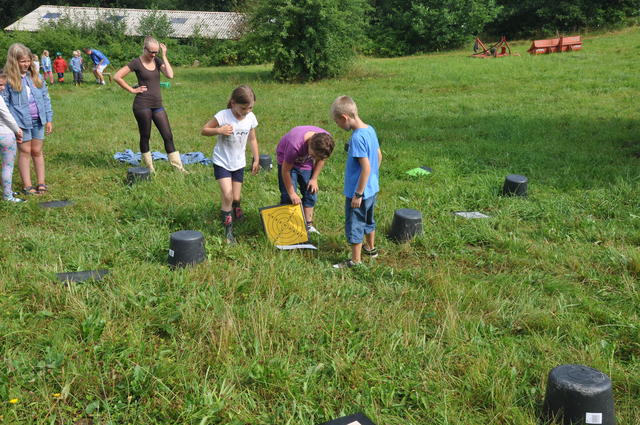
{"left": 22, "top": 118, "right": 45, "bottom": 142}
{"left": 213, "top": 164, "right": 244, "bottom": 182}
{"left": 277, "top": 164, "right": 317, "bottom": 208}
{"left": 345, "top": 195, "right": 377, "bottom": 244}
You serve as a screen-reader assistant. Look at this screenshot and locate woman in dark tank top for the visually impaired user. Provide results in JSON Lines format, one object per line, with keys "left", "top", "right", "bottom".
{"left": 113, "top": 36, "right": 187, "bottom": 173}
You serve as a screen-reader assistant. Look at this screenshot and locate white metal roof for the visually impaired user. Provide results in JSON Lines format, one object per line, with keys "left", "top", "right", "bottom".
{"left": 4, "top": 5, "right": 246, "bottom": 39}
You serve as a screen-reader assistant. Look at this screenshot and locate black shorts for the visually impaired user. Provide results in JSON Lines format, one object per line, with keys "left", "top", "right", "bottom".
{"left": 213, "top": 164, "right": 244, "bottom": 182}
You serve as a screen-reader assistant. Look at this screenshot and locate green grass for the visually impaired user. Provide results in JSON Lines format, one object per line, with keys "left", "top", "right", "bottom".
{"left": 1, "top": 28, "right": 639, "bottom": 424}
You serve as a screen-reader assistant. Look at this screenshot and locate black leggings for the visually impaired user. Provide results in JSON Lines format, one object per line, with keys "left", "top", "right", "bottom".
{"left": 133, "top": 107, "right": 176, "bottom": 154}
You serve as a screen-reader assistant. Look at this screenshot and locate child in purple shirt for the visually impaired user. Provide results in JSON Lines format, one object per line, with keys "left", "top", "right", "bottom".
{"left": 275, "top": 126, "right": 335, "bottom": 234}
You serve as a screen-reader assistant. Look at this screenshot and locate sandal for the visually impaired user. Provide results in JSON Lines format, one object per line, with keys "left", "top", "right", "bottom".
{"left": 36, "top": 184, "right": 49, "bottom": 194}
{"left": 23, "top": 186, "right": 39, "bottom": 195}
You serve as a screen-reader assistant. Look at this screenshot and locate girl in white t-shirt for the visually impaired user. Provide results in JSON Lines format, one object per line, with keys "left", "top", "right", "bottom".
{"left": 201, "top": 85, "right": 260, "bottom": 244}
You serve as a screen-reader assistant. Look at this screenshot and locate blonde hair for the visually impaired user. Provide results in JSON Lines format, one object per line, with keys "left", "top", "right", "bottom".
{"left": 331, "top": 95, "right": 358, "bottom": 118}
{"left": 144, "top": 36, "right": 159, "bottom": 50}
{"left": 4, "top": 43, "right": 43, "bottom": 91}
{"left": 227, "top": 85, "right": 256, "bottom": 109}
{"left": 42, "top": 50, "right": 49, "bottom": 56}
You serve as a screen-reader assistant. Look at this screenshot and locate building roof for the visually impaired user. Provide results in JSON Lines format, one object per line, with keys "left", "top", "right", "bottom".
{"left": 4, "top": 5, "right": 246, "bottom": 39}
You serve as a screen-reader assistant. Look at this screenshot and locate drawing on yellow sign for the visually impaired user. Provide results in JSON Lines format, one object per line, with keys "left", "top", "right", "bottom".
{"left": 259, "top": 204, "right": 310, "bottom": 246}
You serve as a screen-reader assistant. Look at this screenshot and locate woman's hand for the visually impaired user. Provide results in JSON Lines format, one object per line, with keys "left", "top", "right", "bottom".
{"left": 159, "top": 43, "right": 167, "bottom": 57}
{"left": 15, "top": 129, "right": 23, "bottom": 144}
{"left": 131, "top": 85, "right": 147, "bottom": 94}
{"left": 251, "top": 159, "right": 260, "bottom": 175}
{"left": 45, "top": 122, "right": 53, "bottom": 135}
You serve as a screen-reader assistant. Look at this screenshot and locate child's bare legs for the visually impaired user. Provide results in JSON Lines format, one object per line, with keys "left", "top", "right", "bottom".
{"left": 18, "top": 139, "right": 45, "bottom": 190}
{"left": 351, "top": 242, "right": 363, "bottom": 263}
{"left": 217, "top": 177, "right": 235, "bottom": 243}
{"left": 18, "top": 141, "right": 33, "bottom": 189}
{"left": 30, "top": 139, "right": 45, "bottom": 186}
{"left": 232, "top": 181, "right": 244, "bottom": 220}
{"left": 303, "top": 207, "right": 314, "bottom": 224}
{"left": 217, "top": 177, "right": 233, "bottom": 211}
{"left": 364, "top": 230, "right": 375, "bottom": 251}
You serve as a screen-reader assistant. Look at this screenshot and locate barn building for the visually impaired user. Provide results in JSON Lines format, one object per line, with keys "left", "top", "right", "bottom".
{"left": 4, "top": 5, "right": 246, "bottom": 39}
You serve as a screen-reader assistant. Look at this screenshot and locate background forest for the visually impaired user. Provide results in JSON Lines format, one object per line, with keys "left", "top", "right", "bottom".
{"left": 2, "top": 1, "right": 640, "bottom": 57}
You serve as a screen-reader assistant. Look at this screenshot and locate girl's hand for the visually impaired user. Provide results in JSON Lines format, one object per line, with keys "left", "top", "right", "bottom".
{"left": 16, "top": 129, "right": 23, "bottom": 143}
{"left": 45, "top": 122, "right": 53, "bottom": 135}
{"left": 219, "top": 124, "right": 233, "bottom": 136}
{"left": 160, "top": 43, "right": 167, "bottom": 56}
{"left": 307, "top": 178, "right": 319, "bottom": 194}
{"left": 289, "top": 192, "right": 302, "bottom": 205}
{"left": 251, "top": 160, "right": 260, "bottom": 175}
{"left": 131, "top": 86, "right": 147, "bottom": 94}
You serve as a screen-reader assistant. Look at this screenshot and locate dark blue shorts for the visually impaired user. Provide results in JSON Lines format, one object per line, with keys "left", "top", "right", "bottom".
{"left": 214, "top": 164, "right": 244, "bottom": 182}
{"left": 277, "top": 164, "right": 317, "bottom": 208}
{"left": 345, "top": 195, "right": 377, "bottom": 244}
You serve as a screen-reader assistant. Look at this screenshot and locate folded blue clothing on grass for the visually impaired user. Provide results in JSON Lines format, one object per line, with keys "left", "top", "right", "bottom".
{"left": 113, "top": 149, "right": 213, "bottom": 166}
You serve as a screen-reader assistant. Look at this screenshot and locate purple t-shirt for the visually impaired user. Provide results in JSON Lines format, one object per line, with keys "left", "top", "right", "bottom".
{"left": 276, "top": 126, "right": 330, "bottom": 171}
{"left": 23, "top": 76, "right": 39, "bottom": 119}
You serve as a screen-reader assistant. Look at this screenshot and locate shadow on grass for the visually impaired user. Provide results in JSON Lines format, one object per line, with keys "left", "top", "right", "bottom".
{"left": 375, "top": 112, "right": 640, "bottom": 191}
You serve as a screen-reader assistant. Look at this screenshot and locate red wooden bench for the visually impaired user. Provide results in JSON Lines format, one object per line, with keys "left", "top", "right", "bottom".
{"left": 528, "top": 36, "right": 583, "bottom": 54}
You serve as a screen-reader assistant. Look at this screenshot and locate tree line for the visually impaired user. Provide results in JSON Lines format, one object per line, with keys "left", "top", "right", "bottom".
{"left": 1, "top": 0, "right": 638, "bottom": 82}
{"left": 3, "top": 0, "right": 638, "bottom": 43}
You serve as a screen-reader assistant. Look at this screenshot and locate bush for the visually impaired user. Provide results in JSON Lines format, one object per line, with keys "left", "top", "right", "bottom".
{"left": 366, "top": 0, "right": 500, "bottom": 57}
{"left": 246, "top": 0, "right": 369, "bottom": 82}
{"left": 0, "top": 16, "right": 267, "bottom": 68}
{"left": 488, "top": 0, "right": 640, "bottom": 38}
{"left": 136, "top": 9, "right": 175, "bottom": 40}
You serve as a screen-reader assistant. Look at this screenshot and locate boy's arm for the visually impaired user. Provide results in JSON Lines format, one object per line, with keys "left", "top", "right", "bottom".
{"left": 307, "top": 159, "right": 325, "bottom": 194}
{"left": 351, "top": 157, "right": 371, "bottom": 208}
{"left": 248, "top": 128, "right": 260, "bottom": 175}
{"left": 281, "top": 161, "right": 302, "bottom": 205}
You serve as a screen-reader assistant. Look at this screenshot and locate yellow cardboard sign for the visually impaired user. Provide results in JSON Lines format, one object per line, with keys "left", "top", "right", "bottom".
{"left": 259, "top": 204, "right": 309, "bottom": 246}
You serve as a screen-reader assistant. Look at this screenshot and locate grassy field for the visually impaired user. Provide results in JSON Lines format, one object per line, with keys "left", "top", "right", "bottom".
{"left": 1, "top": 27, "right": 639, "bottom": 424}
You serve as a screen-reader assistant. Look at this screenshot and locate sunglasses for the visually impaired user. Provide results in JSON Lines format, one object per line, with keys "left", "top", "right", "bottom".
{"left": 145, "top": 47, "right": 159, "bottom": 54}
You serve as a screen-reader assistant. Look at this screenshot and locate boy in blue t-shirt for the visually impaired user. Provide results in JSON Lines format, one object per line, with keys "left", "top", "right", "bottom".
{"left": 331, "top": 95, "right": 382, "bottom": 268}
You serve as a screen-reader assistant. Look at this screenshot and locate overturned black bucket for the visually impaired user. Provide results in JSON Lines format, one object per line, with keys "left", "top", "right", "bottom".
{"left": 168, "top": 230, "right": 206, "bottom": 268}
{"left": 127, "top": 167, "right": 151, "bottom": 185}
{"left": 259, "top": 154, "right": 272, "bottom": 171}
{"left": 502, "top": 174, "right": 528, "bottom": 196}
{"left": 389, "top": 208, "right": 422, "bottom": 242}
{"left": 542, "top": 364, "right": 616, "bottom": 425}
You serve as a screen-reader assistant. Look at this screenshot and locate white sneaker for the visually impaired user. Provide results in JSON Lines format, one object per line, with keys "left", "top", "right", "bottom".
{"left": 306, "top": 224, "right": 320, "bottom": 235}
{"left": 5, "top": 196, "right": 26, "bottom": 203}
{"left": 332, "top": 259, "right": 362, "bottom": 269}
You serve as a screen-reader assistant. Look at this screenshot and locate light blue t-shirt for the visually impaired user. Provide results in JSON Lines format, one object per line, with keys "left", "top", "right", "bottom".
{"left": 89, "top": 49, "right": 110, "bottom": 65}
{"left": 70, "top": 57, "right": 83, "bottom": 72}
{"left": 343, "top": 125, "right": 380, "bottom": 199}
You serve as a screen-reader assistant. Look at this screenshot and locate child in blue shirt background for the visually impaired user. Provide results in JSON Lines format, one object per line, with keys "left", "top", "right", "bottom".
{"left": 70, "top": 50, "right": 83, "bottom": 86}
{"left": 331, "top": 95, "right": 382, "bottom": 268}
